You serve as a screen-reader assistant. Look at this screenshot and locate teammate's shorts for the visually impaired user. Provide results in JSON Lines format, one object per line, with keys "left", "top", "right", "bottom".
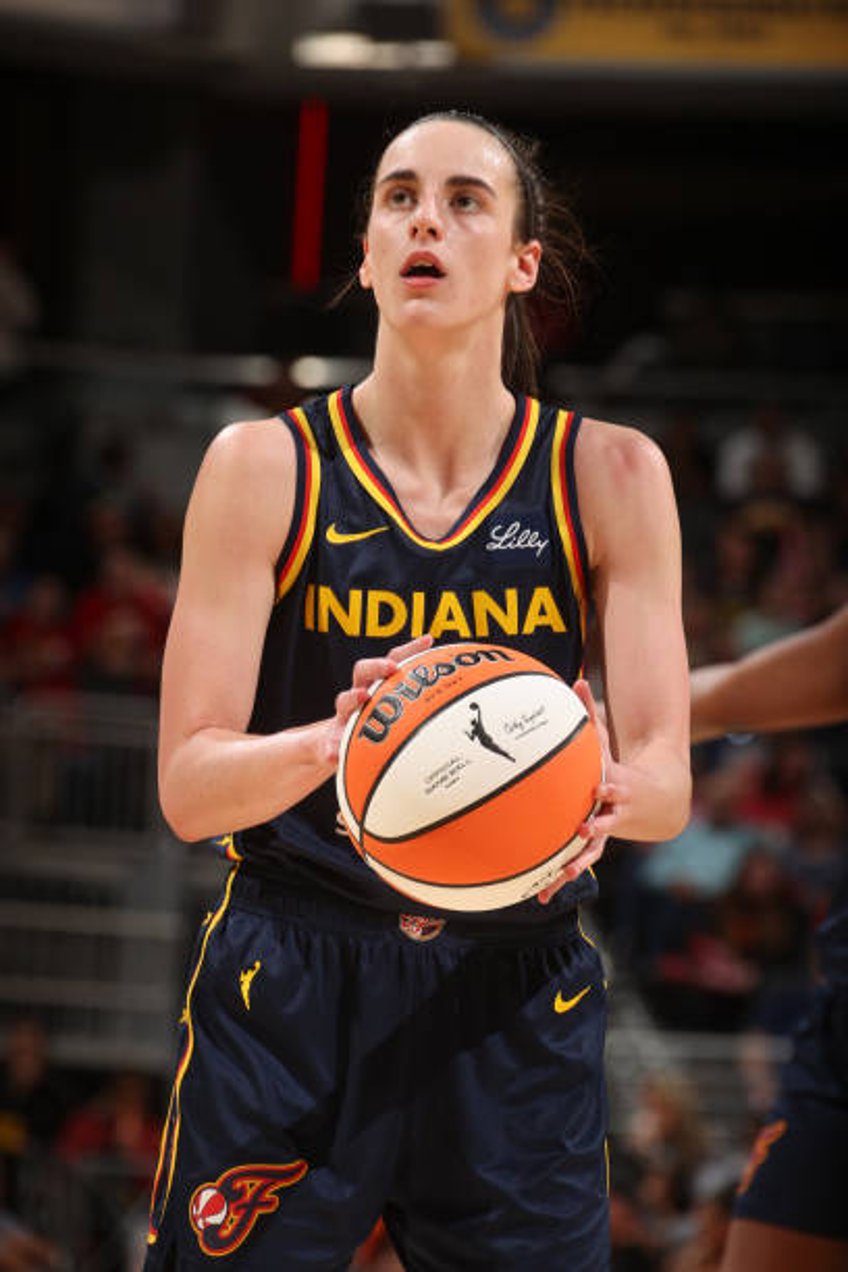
{"left": 733, "top": 979, "right": 848, "bottom": 1240}
{"left": 144, "top": 866, "right": 610, "bottom": 1271}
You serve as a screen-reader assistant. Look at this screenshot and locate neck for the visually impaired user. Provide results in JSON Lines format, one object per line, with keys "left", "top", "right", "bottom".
{"left": 353, "top": 325, "right": 518, "bottom": 480}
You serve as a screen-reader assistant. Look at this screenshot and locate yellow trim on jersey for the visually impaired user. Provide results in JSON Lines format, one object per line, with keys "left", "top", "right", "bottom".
{"left": 550, "top": 409, "right": 588, "bottom": 643}
{"left": 276, "top": 407, "right": 321, "bottom": 601}
{"left": 328, "top": 391, "right": 540, "bottom": 551}
{"left": 147, "top": 865, "right": 239, "bottom": 1242}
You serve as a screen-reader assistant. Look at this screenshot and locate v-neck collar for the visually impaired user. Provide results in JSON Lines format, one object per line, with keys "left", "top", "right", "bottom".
{"left": 327, "top": 386, "right": 539, "bottom": 551}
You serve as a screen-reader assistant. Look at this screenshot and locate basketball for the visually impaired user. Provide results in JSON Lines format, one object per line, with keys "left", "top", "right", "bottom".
{"left": 336, "top": 642, "right": 603, "bottom": 911}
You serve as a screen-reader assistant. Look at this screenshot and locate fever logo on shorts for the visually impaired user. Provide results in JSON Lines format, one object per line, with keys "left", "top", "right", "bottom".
{"left": 189, "top": 1161, "right": 308, "bottom": 1256}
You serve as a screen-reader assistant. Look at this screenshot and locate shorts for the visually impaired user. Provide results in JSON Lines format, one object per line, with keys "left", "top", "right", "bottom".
{"left": 733, "top": 980, "right": 848, "bottom": 1240}
{"left": 144, "top": 867, "right": 610, "bottom": 1270}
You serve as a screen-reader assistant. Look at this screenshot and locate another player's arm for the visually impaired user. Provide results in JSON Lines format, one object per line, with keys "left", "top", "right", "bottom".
{"left": 691, "top": 605, "right": 848, "bottom": 743}
{"left": 576, "top": 422, "right": 692, "bottom": 845}
{"left": 158, "top": 420, "right": 423, "bottom": 843}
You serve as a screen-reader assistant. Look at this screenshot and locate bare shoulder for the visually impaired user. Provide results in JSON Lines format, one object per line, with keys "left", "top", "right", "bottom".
{"left": 186, "top": 416, "right": 298, "bottom": 563}
{"left": 201, "top": 415, "right": 296, "bottom": 487}
{"left": 576, "top": 417, "right": 671, "bottom": 487}
{"left": 575, "top": 418, "right": 677, "bottom": 565}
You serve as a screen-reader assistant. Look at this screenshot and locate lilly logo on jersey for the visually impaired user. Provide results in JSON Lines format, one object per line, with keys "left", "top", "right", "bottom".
{"left": 486, "top": 520, "right": 549, "bottom": 560}
{"left": 189, "top": 1161, "right": 308, "bottom": 1256}
{"left": 360, "top": 646, "right": 513, "bottom": 743}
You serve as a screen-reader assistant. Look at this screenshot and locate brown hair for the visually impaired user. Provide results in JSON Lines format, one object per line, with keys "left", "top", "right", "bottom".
{"left": 351, "top": 110, "right": 590, "bottom": 397}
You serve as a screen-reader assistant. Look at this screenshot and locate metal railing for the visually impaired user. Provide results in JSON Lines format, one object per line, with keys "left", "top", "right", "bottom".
{"left": 0, "top": 694, "right": 193, "bottom": 1073}
{"left": 0, "top": 692, "right": 791, "bottom": 1152}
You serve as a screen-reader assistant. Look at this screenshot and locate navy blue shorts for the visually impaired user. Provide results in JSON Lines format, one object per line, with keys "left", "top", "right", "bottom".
{"left": 144, "top": 867, "right": 610, "bottom": 1270}
{"left": 733, "top": 980, "right": 848, "bottom": 1240}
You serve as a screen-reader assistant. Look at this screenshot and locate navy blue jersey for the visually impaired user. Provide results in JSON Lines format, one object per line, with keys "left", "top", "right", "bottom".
{"left": 225, "top": 387, "right": 597, "bottom": 925}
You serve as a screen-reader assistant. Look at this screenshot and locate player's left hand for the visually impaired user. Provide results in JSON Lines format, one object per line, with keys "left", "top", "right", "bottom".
{"left": 536, "top": 678, "right": 629, "bottom": 904}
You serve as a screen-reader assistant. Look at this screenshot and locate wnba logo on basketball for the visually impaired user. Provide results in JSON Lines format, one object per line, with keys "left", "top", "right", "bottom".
{"left": 360, "top": 646, "right": 514, "bottom": 743}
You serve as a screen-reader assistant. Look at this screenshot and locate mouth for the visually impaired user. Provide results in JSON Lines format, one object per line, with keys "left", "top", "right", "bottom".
{"left": 401, "top": 254, "right": 446, "bottom": 281}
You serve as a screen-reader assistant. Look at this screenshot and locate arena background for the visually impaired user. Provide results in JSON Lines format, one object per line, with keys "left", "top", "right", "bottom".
{"left": 0, "top": 2, "right": 846, "bottom": 1267}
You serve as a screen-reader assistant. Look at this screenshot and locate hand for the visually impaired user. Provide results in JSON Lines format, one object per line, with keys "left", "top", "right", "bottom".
{"left": 322, "top": 634, "right": 434, "bottom": 765}
{"left": 537, "top": 677, "right": 629, "bottom": 904}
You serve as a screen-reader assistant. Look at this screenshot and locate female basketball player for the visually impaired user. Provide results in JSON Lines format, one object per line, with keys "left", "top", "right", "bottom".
{"left": 145, "top": 111, "right": 691, "bottom": 1270}
{"left": 691, "top": 606, "right": 848, "bottom": 1272}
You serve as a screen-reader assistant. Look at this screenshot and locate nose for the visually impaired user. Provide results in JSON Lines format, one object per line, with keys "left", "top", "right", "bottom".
{"left": 410, "top": 193, "right": 443, "bottom": 240}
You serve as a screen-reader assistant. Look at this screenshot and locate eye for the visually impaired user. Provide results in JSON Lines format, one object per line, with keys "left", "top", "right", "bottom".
{"left": 386, "top": 185, "right": 415, "bottom": 209}
{"left": 451, "top": 191, "right": 480, "bottom": 212}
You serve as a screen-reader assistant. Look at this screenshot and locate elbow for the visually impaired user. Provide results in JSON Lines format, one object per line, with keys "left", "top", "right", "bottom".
{"left": 660, "top": 765, "right": 693, "bottom": 841}
{"left": 159, "top": 772, "right": 208, "bottom": 844}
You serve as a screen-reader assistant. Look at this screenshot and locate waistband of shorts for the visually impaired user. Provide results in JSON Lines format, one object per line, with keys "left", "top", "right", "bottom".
{"left": 229, "top": 867, "right": 582, "bottom": 948}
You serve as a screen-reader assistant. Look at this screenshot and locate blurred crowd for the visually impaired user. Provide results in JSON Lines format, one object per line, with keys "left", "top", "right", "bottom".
{"left": 0, "top": 365, "right": 846, "bottom": 1267}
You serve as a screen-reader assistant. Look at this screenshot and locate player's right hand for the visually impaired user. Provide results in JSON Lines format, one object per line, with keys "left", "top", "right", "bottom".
{"left": 322, "top": 634, "right": 434, "bottom": 765}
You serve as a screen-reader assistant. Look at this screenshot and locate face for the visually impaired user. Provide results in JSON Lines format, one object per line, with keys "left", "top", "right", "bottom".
{"left": 359, "top": 119, "right": 541, "bottom": 338}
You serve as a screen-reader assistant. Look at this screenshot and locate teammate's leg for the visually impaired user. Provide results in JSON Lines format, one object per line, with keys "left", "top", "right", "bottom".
{"left": 722, "top": 1219, "right": 848, "bottom": 1272}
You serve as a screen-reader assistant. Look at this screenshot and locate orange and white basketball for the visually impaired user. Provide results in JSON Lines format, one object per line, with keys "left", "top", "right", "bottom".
{"left": 336, "top": 642, "right": 603, "bottom": 911}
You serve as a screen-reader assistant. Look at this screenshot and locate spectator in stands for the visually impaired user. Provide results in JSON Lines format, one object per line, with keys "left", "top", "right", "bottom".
{"left": 608, "top": 1144, "right": 662, "bottom": 1271}
{"left": 72, "top": 546, "right": 170, "bottom": 696}
{"left": 627, "top": 1073, "right": 708, "bottom": 1183}
{"left": 0, "top": 1018, "right": 70, "bottom": 1216}
{"left": 0, "top": 240, "right": 39, "bottom": 384}
{"left": 57, "top": 1071, "right": 161, "bottom": 1205}
{"left": 663, "top": 1178, "right": 737, "bottom": 1272}
{"left": 0, "top": 516, "right": 29, "bottom": 629}
{"left": 717, "top": 849, "right": 809, "bottom": 990}
{"left": 788, "top": 778, "right": 846, "bottom": 928}
{"left": 735, "top": 735, "right": 819, "bottom": 834}
{"left": 699, "top": 517, "right": 762, "bottom": 635}
{"left": 624, "top": 1074, "right": 709, "bottom": 1264}
{"left": 0, "top": 1212, "right": 59, "bottom": 1271}
{"left": 0, "top": 576, "right": 77, "bottom": 702}
{"left": 714, "top": 401, "right": 825, "bottom": 505}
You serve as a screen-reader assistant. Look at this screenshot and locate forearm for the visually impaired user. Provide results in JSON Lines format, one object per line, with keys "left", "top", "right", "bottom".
{"left": 613, "top": 738, "right": 692, "bottom": 843}
{"left": 159, "top": 722, "right": 335, "bottom": 842}
{"left": 691, "top": 610, "right": 848, "bottom": 742}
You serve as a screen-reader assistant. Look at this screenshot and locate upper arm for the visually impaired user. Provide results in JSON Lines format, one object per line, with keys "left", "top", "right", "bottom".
{"left": 158, "top": 418, "right": 297, "bottom": 771}
{"left": 577, "top": 421, "right": 689, "bottom": 761}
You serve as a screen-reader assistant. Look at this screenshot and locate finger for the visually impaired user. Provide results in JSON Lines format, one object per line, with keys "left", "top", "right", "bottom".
{"left": 387, "top": 633, "right": 434, "bottom": 663}
{"left": 564, "top": 839, "right": 607, "bottom": 876}
{"left": 535, "top": 872, "right": 570, "bottom": 905}
{"left": 334, "top": 686, "right": 369, "bottom": 721}
{"left": 572, "top": 678, "right": 597, "bottom": 723}
{"left": 351, "top": 657, "right": 400, "bottom": 690}
{"left": 591, "top": 781, "right": 618, "bottom": 806}
{"left": 578, "top": 810, "right": 620, "bottom": 840}
{"left": 537, "top": 841, "right": 607, "bottom": 904}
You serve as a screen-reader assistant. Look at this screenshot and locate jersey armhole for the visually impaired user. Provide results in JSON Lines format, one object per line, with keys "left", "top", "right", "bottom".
{"left": 274, "top": 407, "right": 322, "bottom": 602}
{"left": 550, "top": 409, "right": 592, "bottom": 645}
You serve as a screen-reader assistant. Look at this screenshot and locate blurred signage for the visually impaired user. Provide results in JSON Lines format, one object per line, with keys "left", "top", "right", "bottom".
{"left": 0, "top": 0, "right": 180, "bottom": 28}
{"left": 446, "top": 0, "right": 848, "bottom": 69}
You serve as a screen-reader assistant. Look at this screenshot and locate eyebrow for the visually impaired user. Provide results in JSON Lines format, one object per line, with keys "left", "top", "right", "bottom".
{"left": 377, "top": 169, "right": 498, "bottom": 198}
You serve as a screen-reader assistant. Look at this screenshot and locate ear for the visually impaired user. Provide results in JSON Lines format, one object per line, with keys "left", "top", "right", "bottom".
{"left": 509, "top": 239, "right": 542, "bottom": 295}
{"left": 358, "top": 236, "right": 372, "bottom": 290}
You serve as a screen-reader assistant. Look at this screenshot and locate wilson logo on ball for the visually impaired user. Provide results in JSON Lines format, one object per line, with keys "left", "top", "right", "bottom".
{"left": 360, "top": 645, "right": 514, "bottom": 743}
{"left": 337, "top": 642, "right": 602, "bottom": 912}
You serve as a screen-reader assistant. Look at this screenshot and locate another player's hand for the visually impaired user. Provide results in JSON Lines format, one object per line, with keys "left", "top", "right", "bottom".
{"left": 537, "top": 678, "right": 629, "bottom": 904}
{"left": 322, "top": 634, "right": 435, "bottom": 766}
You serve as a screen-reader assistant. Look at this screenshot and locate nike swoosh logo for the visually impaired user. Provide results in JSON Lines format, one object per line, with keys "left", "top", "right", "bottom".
{"left": 326, "top": 522, "right": 390, "bottom": 545}
{"left": 553, "top": 985, "right": 591, "bottom": 1015}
